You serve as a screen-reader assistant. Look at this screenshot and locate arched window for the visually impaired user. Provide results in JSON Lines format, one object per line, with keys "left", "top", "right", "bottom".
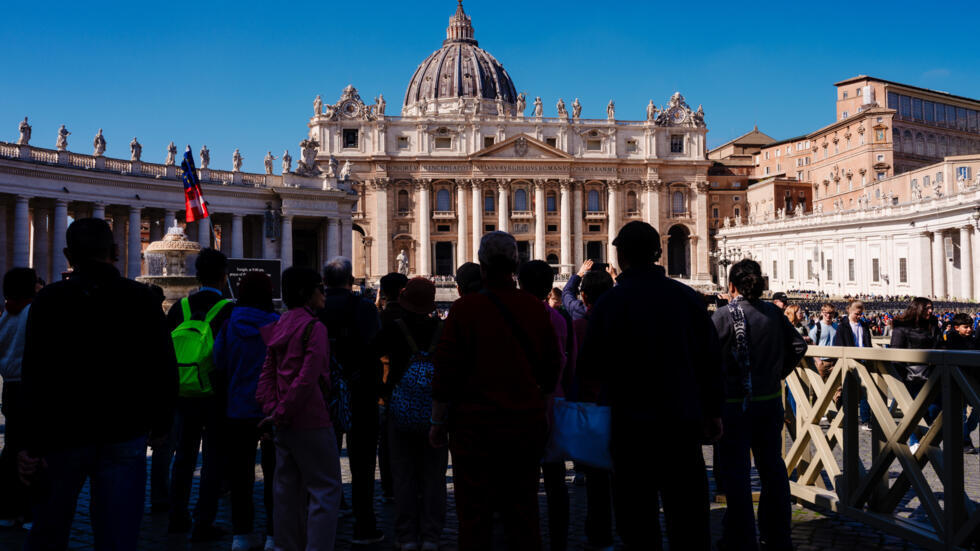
{"left": 626, "top": 191, "right": 638, "bottom": 213}
{"left": 587, "top": 189, "right": 601, "bottom": 212}
{"left": 514, "top": 188, "right": 528, "bottom": 211}
{"left": 903, "top": 131, "right": 913, "bottom": 153}
{"left": 672, "top": 191, "right": 686, "bottom": 216}
{"left": 939, "top": 135, "right": 947, "bottom": 157}
{"left": 436, "top": 188, "right": 451, "bottom": 211}
{"left": 546, "top": 192, "right": 557, "bottom": 212}
{"left": 892, "top": 128, "right": 902, "bottom": 152}
{"left": 546, "top": 253, "right": 559, "bottom": 265}
{"left": 397, "top": 189, "right": 410, "bottom": 214}
{"left": 927, "top": 135, "right": 937, "bottom": 157}
{"left": 915, "top": 133, "right": 925, "bottom": 156}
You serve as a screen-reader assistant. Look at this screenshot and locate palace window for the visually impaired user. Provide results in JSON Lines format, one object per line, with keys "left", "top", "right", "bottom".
{"left": 872, "top": 258, "right": 880, "bottom": 282}
{"left": 514, "top": 188, "right": 528, "bottom": 211}
{"left": 848, "top": 259, "right": 855, "bottom": 281}
{"left": 436, "top": 224, "right": 450, "bottom": 232}
{"left": 484, "top": 224, "right": 495, "bottom": 232}
{"left": 807, "top": 260, "right": 814, "bottom": 279}
{"left": 436, "top": 189, "right": 451, "bottom": 212}
{"left": 547, "top": 224, "right": 558, "bottom": 232}
{"left": 588, "top": 224, "right": 601, "bottom": 232}
{"left": 397, "top": 190, "right": 410, "bottom": 215}
{"left": 435, "top": 137, "right": 452, "bottom": 149}
{"left": 546, "top": 192, "right": 557, "bottom": 213}
{"left": 397, "top": 136, "right": 410, "bottom": 150}
{"left": 772, "top": 261, "right": 777, "bottom": 279}
{"left": 546, "top": 137, "right": 558, "bottom": 148}
{"left": 343, "top": 129, "right": 359, "bottom": 148}
{"left": 826, "top": 259, "right": 833, "bottom": 281}
{"left": 712, "top": 206, "right": 719, "bottom": 219}
{"left": 626, "top": 191, "right": 638, "bottom": 213}
{"left": 957, "top": 166, "right": 972, "bottom": 180}
{"left": 670, "top": 135, "right": 684, "bottom": 153}
{"left": 899, "top": 258, "right": 908, "bottom": 283}
{"left": 626, "top": 140, "right": 638, "bottom": 153}
{"left": 586, "top": 139, "right": 602, "bottom": 151}
{"left": 733, "top": 206, "right": 741, "bottom": 218}
{"left": 789, "top": 260, "right": 794, "bottom": 280}
{"left": 672, "top": 191, "right": 685, "bottom": 216}
{"left": 483, "top": 136, "right": 495, "bottom": 148}
{"left": 587, "top": 190, "right": 601, "bottom": 212}
{"left": 484, "top": 192, "right": 495, "bottom": 213}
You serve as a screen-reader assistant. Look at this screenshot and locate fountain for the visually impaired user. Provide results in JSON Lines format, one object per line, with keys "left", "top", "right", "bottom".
{"left": 136, "top": 222, "right": 202, "bottom": 311}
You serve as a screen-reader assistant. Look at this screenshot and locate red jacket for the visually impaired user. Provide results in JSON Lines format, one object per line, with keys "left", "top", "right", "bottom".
{"left": 433, "top": 281, "right": 561, "bottom": 422}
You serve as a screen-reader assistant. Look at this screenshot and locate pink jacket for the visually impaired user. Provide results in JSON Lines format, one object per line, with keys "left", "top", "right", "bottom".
{"left": 256, "top": 307, "right": 331, "bottom": 429}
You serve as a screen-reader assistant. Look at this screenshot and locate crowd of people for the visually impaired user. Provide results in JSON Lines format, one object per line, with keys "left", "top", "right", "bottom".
{"left": 0, "top": 216, "right": 977, "bottom": 551}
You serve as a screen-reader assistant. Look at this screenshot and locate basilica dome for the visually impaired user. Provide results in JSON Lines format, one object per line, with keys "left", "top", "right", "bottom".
{"left": 402, "top": 2, "right": 517, "bottom": 116}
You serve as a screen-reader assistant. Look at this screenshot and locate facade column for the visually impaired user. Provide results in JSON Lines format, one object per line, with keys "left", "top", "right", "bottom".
{"left": 262, "top": 222, "right": 275, "bottom": 260}
{"left": 327, "top": 218, "right": 341, "bottom": 259}
{"left": 127, "top": 206, "right": 142, "bottom": 278}
{"left": 163, "top": 210, "right": 176, "bottom": 234}
{"left": 559, "top": 180, "right": 572, "bottom": 274}
{"left": 534, "top": 180, "right": 546, "bottom": 260}
{"left": 960, "top": 226, "right": 973, "bottom": 300}
{"left": 231, "top": 214, "right": 244, "bottom": 259}
{"left": 13, "top": 196, "right": 30, "bottom": 268}
{"left": 915, "top": 231, "right": 933, "bottom": 298}
{"left": 689, "top": 235, "right": 699, "bottom": 280}
{"left": 471, "top": 181, "right": 482, "bottom": 262}
{"left": 340, "top": 218, "right": 352, "bottom": 260}
{"left": 92, "top": 201, "right": 106, "bottom": 220}
{"left": 33, "top": 206, "right": 51, "bottom": 282}
{"left": 51, "top": 200, "right": 69, "bottom": 279}
{"left": 280, "top": 215, "right": 293, "bottom": 269}
{"left": 111, "top": 210, "right": 126, "bottom": 273}
{"left": 497, "top": 181, "right": 509, "bottom": 233}
{"left": 695, "top": 181, "right": 711, "bottom": 279}
{"left": 606, "top": 180, "right": 620, "bottom": 269}
{"left": 197, "top": 216, "right": 211, "bottom": 249}
{"left": 931, "top": 230, "right": 946, "bottom": 299}
{"left": 373, "top": 180, "right": 389, "bottom": 277}
{"left": 572, "top": 182, "right": 583, "bottom": 267}
{"left": 457, "top": 180, "right": 469, "bottom": 267}
{"left": 647, "top": 180, "right": 663, "bottom": 234}
{"left": 417, "top": 180, "right": 431, "bottom": 276}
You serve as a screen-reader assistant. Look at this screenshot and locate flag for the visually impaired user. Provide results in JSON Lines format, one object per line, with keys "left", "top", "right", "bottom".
{"left": 181, "top": 146, "right": 209, "bottom": 222}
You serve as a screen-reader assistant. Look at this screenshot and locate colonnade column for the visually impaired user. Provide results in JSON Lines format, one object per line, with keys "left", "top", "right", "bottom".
{"left": 931, "top": 230, "right": 946, "bottom": 298}
{"left": 12, "top": 197, "right": 29, "bottom": 268}
{"left": 164, "top": 211, "right": 176, "bottom": 234}
{"left": 340, "top": 218, "right": 352, "bottom": 260}
{"left": 497, "top": 181, "right": 509, "bottom": 233}
{"left": 572, "top": 182, "right": 583, "bottom": 267}
{"left": 231, "top": 214, "right": 244, "bottom": 259}
{"left": 280, "top": 215, "right": 293, "bottom": 269}
{"left": 128, "top": 206, "right": 142, "bottom": 278}
{"left": 51, "top": 200, "right": 68, "bottom": 278}
{"left": 327, "top": 218, "right": 341, "bottom": 259}
{"left": 197, "top": 216, "right": 211, "bottom": 249}
{"left": 33, "top": 206, "right": 50, "bottom": 282}
{"left": 457, "top": 180, "right": 469, "bottom": 266}
{"left": 915, "top": 231, "right": 933, "bottom": 297}
{"left": 111, "top": 210, "right": 126, "bottom": 273}
{"left": 559, "top": 181, "right": 572, "bottom": 274}
{"left": 606, "top": 180, "right": 620, "bottom": 269}
{"left": 417, "top": 180, "right": 431, "bottom": 276}
{"left": 92, "top": 201, "right": 105, "bottom": 220}
{"left": 373, "top": 180, "right": 390, "bottom": 276}
{"left": 960, "top": 226, "right": 973, "bottom": 300}
{"left": 471, "top": 181, "right": 482, "bottom": 262}
{"left": 533, "top": 180, "right": 546, "bottom": 260}
{"left": 695, "top": 181, "right": 711, "bottom": 279}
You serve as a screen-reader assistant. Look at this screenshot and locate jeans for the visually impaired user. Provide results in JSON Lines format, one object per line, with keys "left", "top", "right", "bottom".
{"left": 906, "top": 379, "right": 941, "bottom": 448}
{"left": 718, "top": 400, "right": 792, "bottom": 551}
{"left": 274, "top": 426, "right": 342, "bottom": 551}
{"left": 169, "top": 397, "right": 223, "bottom": 529}
{"left": 27, "top": 436, "right": 147, "bottom": 551}
{"left": 541, "top": 461, "right": 569, "bottom": 551}
{"left": 347, "top": 394, "right": 380, "bottom": 536}
{"left": 226, "top": 418, "right": 276, "bottom": 536}
{"left": 387, "top": 421, "right": 449, "bottom": 546}
{"left": 0, "top": 381, "right": 30, "bottom": 521}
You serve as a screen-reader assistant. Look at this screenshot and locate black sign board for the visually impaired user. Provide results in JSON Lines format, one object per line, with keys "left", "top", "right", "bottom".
{"left": 226, "top": 259, "right": 282, "bottom": 299}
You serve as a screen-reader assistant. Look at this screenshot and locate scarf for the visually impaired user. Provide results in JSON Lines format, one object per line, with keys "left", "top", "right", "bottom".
{"left": 728, "top": 295, "right": 752, "bottom": 411}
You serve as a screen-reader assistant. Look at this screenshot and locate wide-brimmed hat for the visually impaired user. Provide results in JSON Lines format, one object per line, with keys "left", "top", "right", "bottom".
{"left": 398, "top": 277, "right": 436, "bottom": 314}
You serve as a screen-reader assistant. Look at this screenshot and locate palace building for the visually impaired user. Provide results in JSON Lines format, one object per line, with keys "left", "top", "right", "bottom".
{"left": 314, "top": 2, "right": 715, "bottom": 283}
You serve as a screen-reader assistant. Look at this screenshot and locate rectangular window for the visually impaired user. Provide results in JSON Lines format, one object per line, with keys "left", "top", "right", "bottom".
{"left": 343, "top": 128, "right": 359, "bottom": 148}
{"left": 872, "top": 258, "right": 880, "bottom": 282}
{"left": 436, "top": 224, "right": 450, "bottom": 232}
{"left": 546, "top": 224, "right": 558, "bottom": 232}
{"left": 848, "top": 258, "right": 855, "bottom": 281}
{"left": 842, "top": 91, "right": 848, "bottom": 99}
{"left": 484, "top": 224, "right": 495, "bottom": 232}
{"left": 733, "top": 206, "right": 740, "bottom": 218}
{"left": 900, "top": 95, "right": 911, "bottom": 119}
{"left": 936, "top": 103, "right": 946, "bottom": 125}
{"left": 546, "top": 137, "right": 558, "bottom": 148}
{"left": 970, "top": 110, "right": 978, "bottom": 132}
{"left": 546, "top": 195, "right": 557, "bottom": 212}
{"left": 946, "top": 105, "right": 956, "bottom": 127}
{"left": 434, "top": 137, "right": 452, "bottom": 149}
{"left": 899, "top": 258, "right": 908, "bottom": 283}
{"left": 765, "top": 166, "right": 770, "bottom": 175}
{"left": 789, "top": 260, "right": 795, "bottom": 280}
{"left": 887, "top": 92, "right": 899, "bottom": 110}
{"left": 712, "top": 207, "right": 719, "bottom": 218}
{"left": 397, "top": 136, "right": 410, "bottom": 150}
{"left": 877, "top": 171, "right": 886, "bottom": 180}
{"left": 772, "top": 261, "right": 778, "bottom": 279}
{"left": 841, "top": 111, "right": 848, "bottom": 119}
{"left": 957, "top": 166, "right": 972, "bottom": 180}
{"left": 588, "top": 224, "right": 601, "bottom": 232}
{"left": 483, "top": 136, "right": 495, "bottom": 148}
{"left": 670, "top": 135, "right": 684, "bottom": 153}
{"left": 912, "top": 98, "right": 923, "bottom": 121}
{"left": 826, "top": 259, "right": 833, "bottom": 281}
{"left": 924, "top": 101, "right": 935, "bottom": 123}
{"left": 484, "top": 195, "right": 495, "bottom": 213}
{"left": 626, "top": 140, "right": 638, "bottom": 153}
{"left": 957, "top": 107, "right": 968, "bottom": 130}
{"left": 586, "top": 139, "right": 602, "bottom": 151}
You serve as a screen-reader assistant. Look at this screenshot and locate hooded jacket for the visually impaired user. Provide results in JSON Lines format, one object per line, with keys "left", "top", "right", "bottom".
{"left": 890, "top": 318, "right": 941, "bottom": 381}
{"left": 214, "top": 306, "right": 280, "bottom": 419}
{"left": 256, "top": 307, "right": 331, "bottom": 429}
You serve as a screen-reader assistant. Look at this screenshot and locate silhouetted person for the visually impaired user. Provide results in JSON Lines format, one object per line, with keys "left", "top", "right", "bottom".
{"left": 454, "top": 262, "right": 482, "bottom": 297}
{"left": 19, "top": 218, "right": 177, "bottom": 550}
{"left": 377, "top": 272, "right": 409, "bottom": 502}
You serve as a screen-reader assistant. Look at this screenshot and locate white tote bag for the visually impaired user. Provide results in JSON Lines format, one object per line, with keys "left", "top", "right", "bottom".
{"left": 544, "top": 398, "right": 613, "bottom": 470}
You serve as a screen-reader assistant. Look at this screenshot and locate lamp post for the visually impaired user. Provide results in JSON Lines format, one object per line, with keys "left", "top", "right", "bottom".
{"left": 710, "top": 235, "right": 743, "bottom": 290}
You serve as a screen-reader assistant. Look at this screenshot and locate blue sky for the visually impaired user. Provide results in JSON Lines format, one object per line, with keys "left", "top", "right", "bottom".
{"left": 3, "top": 0, "right": 978, "bottom": 173}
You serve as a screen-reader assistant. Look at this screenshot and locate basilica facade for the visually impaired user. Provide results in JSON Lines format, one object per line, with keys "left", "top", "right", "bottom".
{"left": 311, "top": 2, "right": 713, "bottom": 282}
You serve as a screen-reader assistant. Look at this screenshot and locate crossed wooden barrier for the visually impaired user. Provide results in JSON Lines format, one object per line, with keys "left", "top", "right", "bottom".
{"left": 783, "top": 345, "right": 980, "bottom": 550}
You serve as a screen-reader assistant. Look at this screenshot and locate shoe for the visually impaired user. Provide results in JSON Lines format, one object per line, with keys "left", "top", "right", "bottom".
{"left": 910, "top": 442, "right": 920, "bottom": 455}
{"left": 232, "top": 534, "right": 254, "bottom": 551}
{"left": 190, "top": 525, "right": 229, "bottom": 542}
{"left": 352, "top": 528, "right": 385, "bottom": 545}
{"left": 264, "top": 536, "right": 275, "bottom": 551}
{"left": 860, "top": 423, "right": 872, "bottom": 432}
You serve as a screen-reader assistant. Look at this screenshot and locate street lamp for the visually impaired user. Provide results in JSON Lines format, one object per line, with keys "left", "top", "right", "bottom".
{"left": 972, "top": 205, "right": 980, "bottom": 229}
{"left": 710, "top": 235, "right": 743, "bottom": 289}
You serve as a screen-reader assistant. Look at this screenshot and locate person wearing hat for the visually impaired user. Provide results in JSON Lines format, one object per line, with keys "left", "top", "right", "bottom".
{"left": 579, "top": 221, "right": 723, "bottom": 550}
{"left": 771, "top": 292, "right": 789, "bottom": 312}
{"left": 376, "top": 277, "right": 447, "bottom": 551}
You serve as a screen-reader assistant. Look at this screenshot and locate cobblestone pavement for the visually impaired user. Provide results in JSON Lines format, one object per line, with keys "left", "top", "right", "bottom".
{"left": 2, "top": 438, "right": 969, "bottom": 550}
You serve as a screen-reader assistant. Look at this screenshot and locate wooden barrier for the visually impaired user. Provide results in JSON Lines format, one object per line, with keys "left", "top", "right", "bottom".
{"left": 784, "top": 346, "right": 980, "bottom": 550}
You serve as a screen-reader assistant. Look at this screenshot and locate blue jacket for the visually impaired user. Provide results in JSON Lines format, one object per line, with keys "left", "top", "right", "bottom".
{"left": 214, "top": 306, "right": 280, "bottom": 419}
{"left": 561, "top": 274, "right": 588, "bottom": 321}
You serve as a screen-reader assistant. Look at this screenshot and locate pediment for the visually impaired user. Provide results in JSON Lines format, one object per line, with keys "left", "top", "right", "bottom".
{"left": 473, "top": 133, "right": 573, "bottom": 160}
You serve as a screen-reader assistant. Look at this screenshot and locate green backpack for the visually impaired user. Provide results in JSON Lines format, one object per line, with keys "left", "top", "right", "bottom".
{"left": 172, "top": 298, "right": 231, "bottom": 398}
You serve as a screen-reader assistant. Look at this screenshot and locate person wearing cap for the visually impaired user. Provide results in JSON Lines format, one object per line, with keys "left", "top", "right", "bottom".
{"left": 580, "top": 221, "right": 723, "bottom": 550}
{"left": 771, "top": 292, "right": 789, "bottom": 312}
{"left": 376, "top": 277, "right": 447, "bottom": 550}
{"left": 432, "top": 231, "right": 561, "bottom": 551}
{"left": 939, "top": 313, "right": 979, "bottom": 453}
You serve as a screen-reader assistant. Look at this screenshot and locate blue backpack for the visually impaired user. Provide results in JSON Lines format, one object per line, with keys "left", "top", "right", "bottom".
{"left": 390, "top": 319, "right": 443, "bottom": 433}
